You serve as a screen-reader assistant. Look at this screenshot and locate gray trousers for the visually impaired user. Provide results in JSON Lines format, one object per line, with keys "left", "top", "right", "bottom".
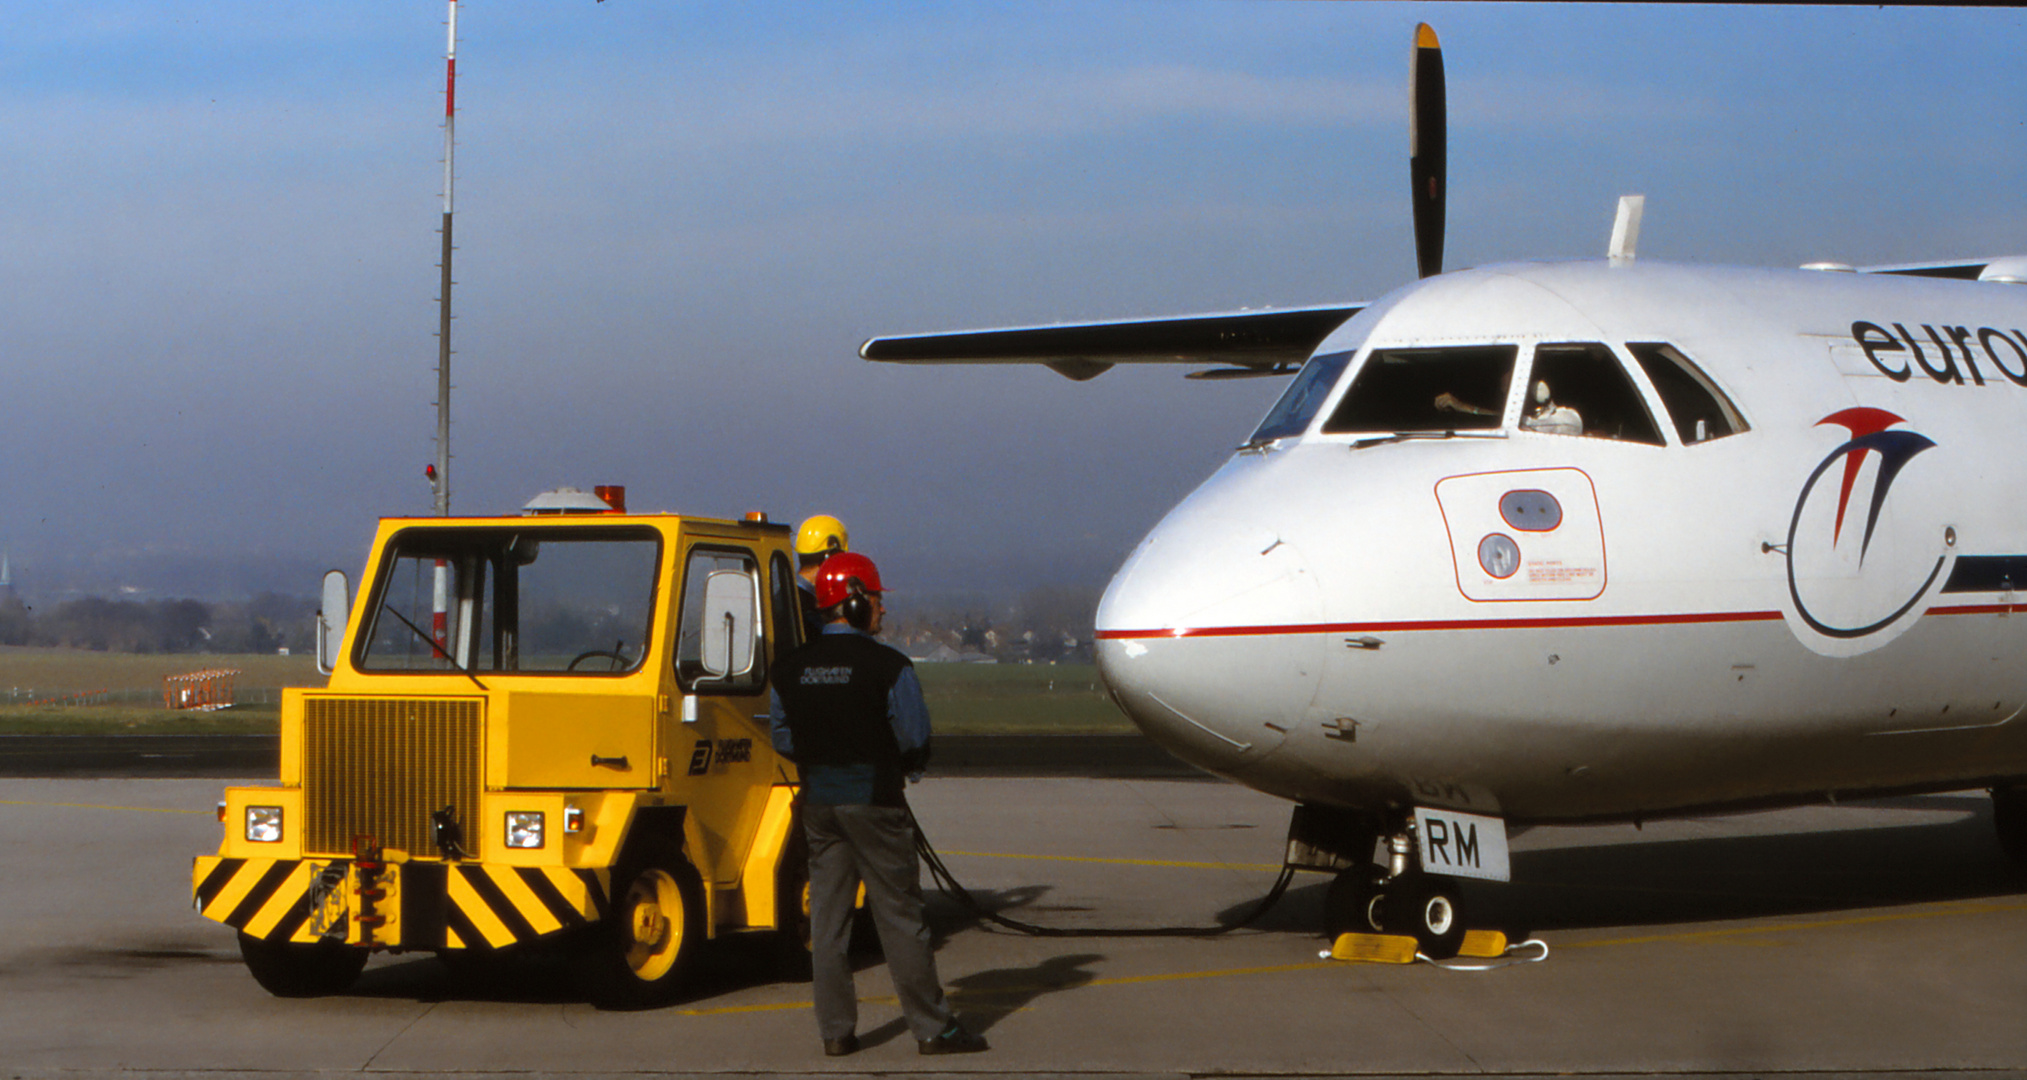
{"left": 803, "top": 802, "right": 953, "bottom": 1042}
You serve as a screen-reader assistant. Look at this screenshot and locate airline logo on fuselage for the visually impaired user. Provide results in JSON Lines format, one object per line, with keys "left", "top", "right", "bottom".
{"left": 1782, "top": 408, "right": 1951, "bottom": 655}
{"left": 1851, "top": 321, "right": 2027, "bottom": 387}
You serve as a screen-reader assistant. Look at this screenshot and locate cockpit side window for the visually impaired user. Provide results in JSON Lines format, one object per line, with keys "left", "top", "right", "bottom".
{"left": 1247, "top": 350, "right": 1354, "bottom": 444}
{"left": 1321, "top": 345, "right": 1518, "bottom": 434}
{"left": 1627, "top": 342, "right": 1748, "bottom": 444}
{"left": 1522, "top": 343, "right": 1665, "bottom": 445}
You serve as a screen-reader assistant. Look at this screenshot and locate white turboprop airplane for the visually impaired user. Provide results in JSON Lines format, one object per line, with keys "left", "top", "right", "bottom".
{"left": 859, "top": 25, "right": 2027, "bottom": 952}
{"left": 862, "top": 25, "right": 2027, "bottom": 954}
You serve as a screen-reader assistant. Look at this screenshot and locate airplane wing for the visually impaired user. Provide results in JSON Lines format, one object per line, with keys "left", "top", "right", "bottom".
{"left": 1859, "top": 256, "right": 2027, "bottom": 283}
{"left": 860, "top": 304, "right": 1365, "bottom": 381}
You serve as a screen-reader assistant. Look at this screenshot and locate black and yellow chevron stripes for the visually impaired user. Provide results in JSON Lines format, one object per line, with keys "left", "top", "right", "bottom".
{"left": 193, "top": 856, "right": 343, "bottom": 944}
{"left": 441, "top": 863, "right": 610, "bottom": 950}
{"left": 193, "top": 856, "right": 609, "bottom": 950}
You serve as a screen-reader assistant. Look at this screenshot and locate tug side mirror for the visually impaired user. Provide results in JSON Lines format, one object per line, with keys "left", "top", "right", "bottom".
{"left": 316, "top": 570, "right": 350, "bottom": 675}
{"left": 699, "top": 569, "right": 757, "bottom": 679}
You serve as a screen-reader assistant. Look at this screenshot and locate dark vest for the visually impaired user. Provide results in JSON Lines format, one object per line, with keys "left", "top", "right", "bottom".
{"left": 774, "top": 631, "right": 914, "bottom": 806}
{"left": 796, "top": 584, "right": 825, "bottom": 646}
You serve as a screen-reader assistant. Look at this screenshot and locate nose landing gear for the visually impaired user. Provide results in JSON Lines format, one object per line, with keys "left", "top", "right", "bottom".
{"left": 1300, "top": 806, "right": 1471, "bottom": 960}
{"left": 1324, "top": 866, "right": 1468, "bottom": 959}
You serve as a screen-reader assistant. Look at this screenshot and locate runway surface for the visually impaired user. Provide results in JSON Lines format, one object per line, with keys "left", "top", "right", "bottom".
{"left": 4, "top": 774, "right": 2025, "bottom": 1078}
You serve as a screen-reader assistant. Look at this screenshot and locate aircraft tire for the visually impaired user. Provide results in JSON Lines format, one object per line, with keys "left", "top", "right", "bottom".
{"left": 1387, "top": 877, "right": 1466, "bottom": 960}
{"left": 1992, "top": 784, "right": 2027, "bottom": 865}
{"left": 1323, "top": 868, "right": 1384, "bottom": 939}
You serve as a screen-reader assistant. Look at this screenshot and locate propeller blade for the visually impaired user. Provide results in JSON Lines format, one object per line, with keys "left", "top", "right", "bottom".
{"left": 1410, "top": 23, "right": 1446, "bottom": 279}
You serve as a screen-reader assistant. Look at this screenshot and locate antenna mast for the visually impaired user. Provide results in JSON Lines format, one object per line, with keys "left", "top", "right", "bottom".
{"left": 432, "top": 0, "right": 458, "bottom": 516}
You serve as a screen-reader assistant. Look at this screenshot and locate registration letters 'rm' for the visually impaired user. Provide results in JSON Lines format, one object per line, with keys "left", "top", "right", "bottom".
{"left": 1413, "top": 807, "right": 1511, "bottom": 882}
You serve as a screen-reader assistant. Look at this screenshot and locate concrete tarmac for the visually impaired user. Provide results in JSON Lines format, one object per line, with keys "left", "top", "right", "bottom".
{"left": 3, "top": 775, "right": 2026, "bottom": 1078}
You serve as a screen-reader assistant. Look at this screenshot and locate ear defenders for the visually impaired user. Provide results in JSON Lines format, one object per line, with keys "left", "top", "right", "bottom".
{"left": 842, "top": 586, "right": 874, "bottom": 630}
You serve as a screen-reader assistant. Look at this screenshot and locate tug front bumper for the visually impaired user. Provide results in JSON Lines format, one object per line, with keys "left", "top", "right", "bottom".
{"left": 192, "top": 855, "right": 611, "bottom": 951}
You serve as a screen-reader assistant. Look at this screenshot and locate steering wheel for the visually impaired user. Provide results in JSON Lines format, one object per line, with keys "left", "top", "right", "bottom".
{"left": 567, "top": 649, "right": 629, "bottom": 671}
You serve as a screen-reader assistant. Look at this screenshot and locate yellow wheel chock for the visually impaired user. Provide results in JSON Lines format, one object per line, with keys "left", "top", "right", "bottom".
{"left": 1327, "top": 928, "right": 1521, "bottom": 965}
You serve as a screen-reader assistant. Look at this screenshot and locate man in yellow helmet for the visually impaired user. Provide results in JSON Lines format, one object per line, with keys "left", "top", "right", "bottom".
{"left": 794, "top": 514, "right": 849, "bottom": 637}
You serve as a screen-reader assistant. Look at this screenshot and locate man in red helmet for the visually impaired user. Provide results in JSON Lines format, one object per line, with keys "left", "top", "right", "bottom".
{"left": 767, "top": 552, "right": 988, "bottom": 1059}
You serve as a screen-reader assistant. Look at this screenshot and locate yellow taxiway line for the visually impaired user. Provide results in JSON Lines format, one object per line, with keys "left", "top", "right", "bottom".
{"left": 678, "top": 895, "right": 2027, "bottom": 1017}
{"left": 674, "top": 960, "right": 1337, "bottom": 1016}
{"left": 1564, "top": 898, "right": 2027, "bottom": 950}
{"left": 935, "top": 848, "right": 1281, "bottom": 873}
{"left": 0, "top": 798, "right": 208, "bottom": 815}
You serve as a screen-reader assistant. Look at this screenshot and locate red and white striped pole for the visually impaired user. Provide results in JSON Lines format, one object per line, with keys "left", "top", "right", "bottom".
{"left": 434, "top": 0, "right": 457, "bottom": 519}
{"left": 432, "top": 0, "right": 458, "bottom": 658}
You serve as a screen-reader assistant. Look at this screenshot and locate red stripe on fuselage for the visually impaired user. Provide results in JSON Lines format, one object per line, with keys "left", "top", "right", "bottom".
{"left": 1095, "top": 602, "right": 2027, "bottom": 641}
{"left": 1929, "top": 602, "right": 2027, "bottom": 617}
{"left": 1095, "top": 610, "right": 1785, "bottom": 640}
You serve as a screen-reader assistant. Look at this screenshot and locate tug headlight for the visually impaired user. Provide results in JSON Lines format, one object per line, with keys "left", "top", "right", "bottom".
{"left": 244, "top": 806, "right": 284, "bottom": 843}
{"left": 505, "top": 811, "right": 546, "bottom": 849}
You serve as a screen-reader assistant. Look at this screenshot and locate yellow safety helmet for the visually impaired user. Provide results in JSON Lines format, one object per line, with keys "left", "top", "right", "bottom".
{"left": 794, "top": 514, "right": 849, "bottom": 557}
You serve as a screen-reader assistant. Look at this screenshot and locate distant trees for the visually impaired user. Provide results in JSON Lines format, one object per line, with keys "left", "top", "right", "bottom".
{"left": 0, "top": 595, "right": 30, "bottom": 646}
{"left": 1, "top": 593, "right": 315, "bottom": 654}
{"left": 883, "top": 585, "right": 1101, "bottom": 664}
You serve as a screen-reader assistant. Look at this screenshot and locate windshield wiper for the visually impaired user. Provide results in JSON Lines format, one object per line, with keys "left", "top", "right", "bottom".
{"left": 1349, "top": 429, "right": 1506, "bottom": 451}
{"left": 381, "top": 605, "right": 489, "bottom": 691}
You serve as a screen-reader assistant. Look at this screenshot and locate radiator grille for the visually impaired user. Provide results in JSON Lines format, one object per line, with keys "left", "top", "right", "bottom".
{"left": 302, "top": 697, "right": 484, "bottom": 857}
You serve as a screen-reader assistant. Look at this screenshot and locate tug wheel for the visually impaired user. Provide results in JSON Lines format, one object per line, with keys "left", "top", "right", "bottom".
{"left": 773, "top": 829, "right": 814, "bottom": 980}
{"left": 578, "top": 842, "right": 704, "bottom": 1007}
{"left": 236, "top": 932, "right": 368, "bottom": 998}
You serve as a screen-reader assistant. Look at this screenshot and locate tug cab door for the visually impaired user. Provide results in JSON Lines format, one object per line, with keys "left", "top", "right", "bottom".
{"left": 670, "top": 539, "right": 780, "bottom": 890}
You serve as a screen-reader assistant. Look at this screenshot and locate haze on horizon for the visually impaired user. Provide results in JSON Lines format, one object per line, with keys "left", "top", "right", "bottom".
{"left": 2, "top": 3, "right": 2020, "bottom": 609}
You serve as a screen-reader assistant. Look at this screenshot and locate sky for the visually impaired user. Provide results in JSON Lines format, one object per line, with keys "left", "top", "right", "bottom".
{"left": 1, "top": 2, "right": 2022, "bottom": 607}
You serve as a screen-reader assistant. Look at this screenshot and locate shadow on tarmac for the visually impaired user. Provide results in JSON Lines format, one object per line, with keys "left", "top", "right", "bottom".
{"left": 315, "top": 795, "right": 2024, "bottom": 1006}
{"left": 1203, "top": 794, "right": 2027, "bottom": 939}
{"left": 1492, "top": 796, "right": 2027, "bottom": 935}
{"left": 947, "top": 951, "right": 1102, "bottom": 1033}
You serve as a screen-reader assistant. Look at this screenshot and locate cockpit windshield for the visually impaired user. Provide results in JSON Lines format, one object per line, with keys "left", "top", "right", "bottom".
{"left": 357, "top": 526, "right": 661, "bottom": 674}
{"left": 1246, "top": 350, "right": 1354, "bottom": 444}
{"left": 1322, "top": 345, "right": 1518, "bottom": 434}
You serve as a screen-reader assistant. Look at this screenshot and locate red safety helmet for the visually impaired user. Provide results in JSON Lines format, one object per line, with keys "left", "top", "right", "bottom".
{"left": 814, "top": 552, "right": 886, "bottom": 609}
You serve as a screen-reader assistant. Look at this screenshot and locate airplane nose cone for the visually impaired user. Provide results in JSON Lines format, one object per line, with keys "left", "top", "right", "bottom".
{"left": 1095, "top": 499, "right": 1325, "bottom": 778}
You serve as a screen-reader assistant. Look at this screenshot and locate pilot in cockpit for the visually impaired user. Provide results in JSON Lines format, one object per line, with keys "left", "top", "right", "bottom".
{"left": 1519, "top": 380, "right": 1582, "bottom": 436}
{"left": 1431, "top": 391, "right": 1497, "bottom": 419}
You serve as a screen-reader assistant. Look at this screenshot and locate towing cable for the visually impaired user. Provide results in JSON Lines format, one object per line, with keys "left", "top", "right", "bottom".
{"left": 908, "top": 809, "right": 1296, "bottom": 938}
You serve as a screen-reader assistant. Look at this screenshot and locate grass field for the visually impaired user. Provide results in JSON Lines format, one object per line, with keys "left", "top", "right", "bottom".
{"left": 915, "top": 662, "right": 1132, "bottom": 733}
{"left": 0, "top": 647, "right": 1132, "bottom": 735}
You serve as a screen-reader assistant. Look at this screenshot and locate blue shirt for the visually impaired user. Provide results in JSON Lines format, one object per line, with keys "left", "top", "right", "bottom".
{"left": 768, "top": 623, "right": 932, "bottom": 803}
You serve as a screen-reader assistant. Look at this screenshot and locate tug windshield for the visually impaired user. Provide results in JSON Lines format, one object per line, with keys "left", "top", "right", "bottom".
{"left": 356, "top": 527, "right": 661, "bottom": 674}
{"left": 1323, "top": 345, "right": 1517, "bottom": 434}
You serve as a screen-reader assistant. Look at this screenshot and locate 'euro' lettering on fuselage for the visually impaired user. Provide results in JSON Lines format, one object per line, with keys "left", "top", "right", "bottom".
{"left": 801, "top": 666, "right": 853, "bottom": 685}
{"left": 1852, "top": 320, "right": 2027, "bottom": 387}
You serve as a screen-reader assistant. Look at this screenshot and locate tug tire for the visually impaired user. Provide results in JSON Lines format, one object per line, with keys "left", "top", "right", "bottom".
{"left": 237, "top": 931, "right": 368, "bottom": 998}
{"left": 576, "top": 840, "right": 705, "bottom": 1008}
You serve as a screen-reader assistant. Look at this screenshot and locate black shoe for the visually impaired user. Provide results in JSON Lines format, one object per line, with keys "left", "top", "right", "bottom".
{"left": 823, "top": 1034, "right": 859, "bottom": 1057}
{"left": 918, "top": 1024, "right": 988, "bottom": 1055}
